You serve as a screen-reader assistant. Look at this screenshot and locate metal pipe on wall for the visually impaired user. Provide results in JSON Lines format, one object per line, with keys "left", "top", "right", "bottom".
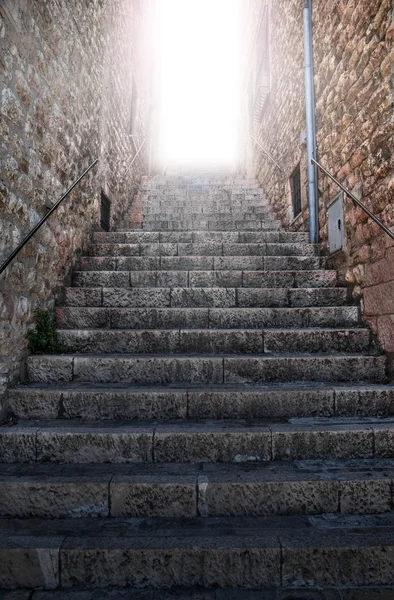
{"left": 303, "top": 0, "right": 319, "bottom": 244}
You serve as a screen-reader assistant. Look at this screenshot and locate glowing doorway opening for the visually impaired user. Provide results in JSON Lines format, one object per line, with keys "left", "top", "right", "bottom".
{"left": 154, "top": 0, "right": 241, "bottom": 167}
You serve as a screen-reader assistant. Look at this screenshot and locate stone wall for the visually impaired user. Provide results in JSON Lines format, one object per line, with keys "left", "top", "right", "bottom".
{"left": 245, "top": 0, "right": 308, "bottom": 228}
{"left": 0, "top": 0, "right": 152, "bottom": 408}
{"left": 245, "top": 0, "right": 394, "bottom": 352}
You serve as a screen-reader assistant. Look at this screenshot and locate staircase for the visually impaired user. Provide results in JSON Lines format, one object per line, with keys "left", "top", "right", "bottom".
{"left": 1, "top": 173, "right": 394, "bottom": 598}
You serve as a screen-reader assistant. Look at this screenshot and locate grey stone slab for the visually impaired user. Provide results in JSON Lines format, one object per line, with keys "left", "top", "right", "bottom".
{"left": 223, "top": 355, "right": 386, "bottom": 384}
{"left": 178, "top": 242, "right": 223, "bottom": 256}
{"left": 171, "top": 288, "right": 236, "bottom": 308}
{"left": 156, "top": 271, "right": 189, "bottom": 287}
{"left": 179, "top": 330, "right": 263, "bottom": 354}
{"left": 294, "top": 271, "right": 337, "bottom": 287}
{"left": 117, "top": 257, "right": 161, "bottom": 271}
{"left": 339, "top": 474, "right": 392, "bottom": 514}
{"left": 242, "top": 272, "right": 295, "bottom": 288}
{"left": 193, "top": 232, "right": 239, "bottom": 243}
{"left": 271, "top": 423, "right": 374, "bottom": 461}
{"left": 102, "top": 288, "right": 171, "bottom": 308}
{"left": 280, "top": 531, "right": 394, "bottom": 586}
{"left": 0, "top": 472, "right": 109, "bottom": 517}
{"left": 264, "top": 243, "right": 317, "bottom": 256}
{"left": 0, "top": 424, "right": 38, "bottom": 462}
{"left": 264, "top": 257, "right": 321, "bottom": 271}
{"left": 208, "top": 308, "right": 309, "bottom": 329}
{"left": 189, "top": 271, "right": 243, "bottom": 288}
{"left": 201, "top": 473, "right": 339, "bottom": 517}
{"left": 154, "top": 422, "right": 271, "bottom": 463}
{"left": 222, "top": 244, "right": 264, "bottom": 256}
{"left": 140, "top": 243, "right": 178, "bottom": 256}
{"left": 306, "top": 307, "right": 360, "bottom": 327}
{"left": 161, "top": 256, "right": 214, "bottom": 271}
{"left": 59, "top": 330, "right": 181, "bottom": 354}
{"left": 110, "top": 474, "right": 197, "bottom": 517}
{"left": 238, "top": 232, "right": 280, "bottom": 243}
{"left": 73, "top": 356, "right": 224, "bottom": 385}
{"left": 27, "top": 356, "right": 73, "bottom": 384}
{"left": 0, "top": 536, "right": 63, "bottom": 589}
{"left": 372, "top": 425, "right": 394, "bottom": 458}
{"left": 263, "top": 329, "right": 371, "bottom": 354}
{"left": 187, "top": 388, "right": 335, "bottom": 419}
{"left": 36, "top": 423, "right": 153, "bottom": 463}
{"left": 64, "top": 288, "right": 103, "bottom": 307}
{"left": 73, "top": 271, "right": 129, "bottom": 288}
{"left": 161, "top": 232, "right": 194, "bottom": 243}
{"left": 289, "top": 288, "right": 349, "bottom": 307}
{"left": 124, "top": 232, "right": 160, "bottom": 243}
{"left": 8, "top": 387, "right": 60, "bottom": 419}
{"left": 60, "top": 389, "right": 187, "bottom": 420}
{"left": 129, "top": 272, "right": 159, "bottom": 287}
{"left": 340, "top": 588, "right": 394, "bottom": 599}
{"left": 237, "top": 289, "right": 289, "bottom": 308}
{"left": 33, "top": 591, "right": 154, "bottom": 600}
{"left": 111, "top": 308, "right": 209, "bottom": 329}
{"left": 0, "top": 592, "right": 32, "bottom": 600}
{"left": 56, "top": 307, "right": 110, "bottom": 329}
{"left": 216, "top": 591, "right": 276, "bottom": 600}
{"left": 214, "top": 256, "right": 264, "bottom": 271}
{"left": 335, "top": 387, "right": 394, "bottom": 417}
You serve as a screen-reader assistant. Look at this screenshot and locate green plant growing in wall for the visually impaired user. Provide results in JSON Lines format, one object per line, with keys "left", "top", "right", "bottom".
{"left": 26, "top": 309, "right": 64, "bottom": 354}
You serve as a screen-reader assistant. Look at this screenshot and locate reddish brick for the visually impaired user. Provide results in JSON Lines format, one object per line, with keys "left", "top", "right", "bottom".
{"left": 364, "top": 249, "right": 394, "bottom": 287}
{"left": 364, "top": 280, "right": 394, "bottom": 316}
{"left": 377, "top": 315, "right": 394, "bottom": 353}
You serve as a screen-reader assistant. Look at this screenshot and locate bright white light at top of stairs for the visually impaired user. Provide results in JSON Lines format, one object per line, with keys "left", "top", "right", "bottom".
{"left": 154, "top": 0, "right": 242, "bottom": 166}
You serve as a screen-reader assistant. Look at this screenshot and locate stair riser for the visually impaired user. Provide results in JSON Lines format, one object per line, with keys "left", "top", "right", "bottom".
{"left": 73, "top": 270, "right": 338, "bottom": 288}
{"left": 58, "top": 329, "right": 370, "bottom": 355}
{"left": 87, "top": 243, "right": 317, "bottom": 257}
{"left": 140, "top": 210, "right": 274, "bottom": 218}
{"left": 126, "top": 221, "right": 282, "bottom": 231}
{"left": 0, "top": 473, "right": 390, "bottom": 518}
{"left": 79, "top": 256, "right": 324, "bottom": 272}
{"left": 26, "top": 355, "right": 386, "bottom": 385}
{"left": 0, "top": 423, "right": 392, "bottom": 465}
{"left": 93, "top": 232, "right": 310, "bottom": 244}
{"left": 63, "top": 287, "right": 350, "bottom": 308}
{"left": 2, "top": 524, "right": 394, "bottom": 589}
{"left": 57, "top": 307, "right": 359, "bottom": 330}
{"left": 9, "top": 386, "right": 394, "bottom": 421}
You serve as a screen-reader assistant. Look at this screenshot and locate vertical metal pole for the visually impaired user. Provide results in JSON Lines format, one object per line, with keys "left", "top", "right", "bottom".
{"left": 303, "top": 0, "right": 319, "bottom": 244}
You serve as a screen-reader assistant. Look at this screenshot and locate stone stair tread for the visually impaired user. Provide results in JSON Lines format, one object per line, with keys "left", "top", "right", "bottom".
{"left": 3, "top": 512, "right": 394, "bottom": 594}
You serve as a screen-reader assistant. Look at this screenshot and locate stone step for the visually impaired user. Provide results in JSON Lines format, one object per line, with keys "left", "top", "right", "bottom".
{"left": 25, "top": 353, "right": 386, "bottom": 385}
{"left": 79, "top": 256, "right": 325, "bottom": 272}
{"left": 73, "top": 270, "right": 338, "bottom": 289}
{"left": 8, "top": 588, "right": 394, "bottom": 600}
{"left": 87, "top": 242, "right": 318, "bottom": 257}
{"left": 140, "top": 210, "right": 274, "bottom": 218}
{"left": 142, "top": 204, "right": 271, "bottom": 213}
{"left": 0, "top": 459, "right": 393, "bottom": 518}
{"left": 9, "top": 383, "right": 394, "bottom": 421}
{"left": 63, "top": 287, "right": 350, "bottom": 308}
{"left": 2, "top": 417, "right": 394, "bottom": 464}
{"left": 3, "top": 513, "right": 394, "bottom": 589}
{"left": 57, "top": 306, "right": 359, "bottom": 330}
{"left": 58, "top": 328, "right": 371, "bottom": 355}
{"left": 93, "top": 231, "right": 310, "bottom": 244}
{"left": 124, "top": 220, "right": 282, "bottom": 231}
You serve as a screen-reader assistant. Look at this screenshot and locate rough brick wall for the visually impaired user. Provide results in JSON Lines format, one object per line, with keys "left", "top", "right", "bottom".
{"left": 0, "top": 0, "right": 152, "bottom": 398}
{"left": 245, "top": 0, "right": 394, "bottom": 352}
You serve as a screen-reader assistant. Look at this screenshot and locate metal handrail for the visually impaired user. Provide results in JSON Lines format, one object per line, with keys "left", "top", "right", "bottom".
{"left": 312, "top": 158, "right": 394, "bottom": 242}
{"left": 0, "top": 159, "right": 99, "bottom": 276}
{"left": 122, "top": 137, "right": 147, "bottom": 179}
{"left": 251, "top": 135, "right": 283, "bottom": 172}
